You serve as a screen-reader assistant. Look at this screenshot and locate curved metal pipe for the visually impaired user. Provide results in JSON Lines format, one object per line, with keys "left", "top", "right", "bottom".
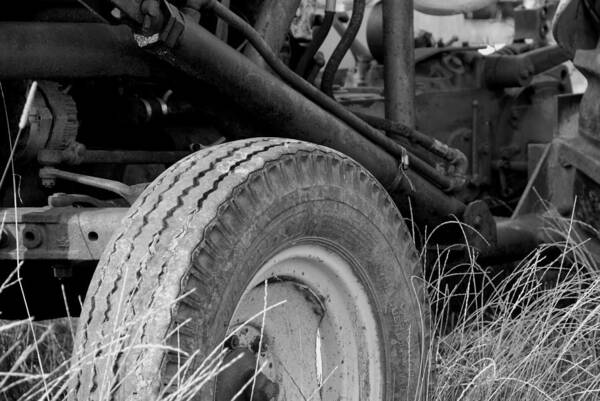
{"left": 295, "top": 11, "right": 335, "bottom": 78}
{"left": 320, "top": 0, "right": 365, "bottom": 96}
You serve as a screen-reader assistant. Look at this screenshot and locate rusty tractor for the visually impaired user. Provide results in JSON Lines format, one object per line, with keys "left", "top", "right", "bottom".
{"left": 0, "top": 0, "right": 597, "bottom": 400}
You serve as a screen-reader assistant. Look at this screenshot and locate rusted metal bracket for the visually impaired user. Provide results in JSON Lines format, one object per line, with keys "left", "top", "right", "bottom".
{"left": 0, "top": 207, "right": 127, "bottom": 261}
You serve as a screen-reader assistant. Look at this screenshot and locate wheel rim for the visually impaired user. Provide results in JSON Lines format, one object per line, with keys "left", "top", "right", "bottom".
{"left": 225, "top": 241, "right": 384, "bottom": 401}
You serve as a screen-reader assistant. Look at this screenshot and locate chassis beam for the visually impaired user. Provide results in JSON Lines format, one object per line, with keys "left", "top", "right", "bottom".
{"left": 0, "top": 207, "right": 127, "bottom": 260}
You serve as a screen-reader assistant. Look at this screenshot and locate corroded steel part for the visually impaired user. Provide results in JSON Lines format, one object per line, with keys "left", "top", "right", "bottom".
{"left": 382, "top": 0, "right": 414, "bottom": 126}
{"left": 125, "top": 0, "right": 467, "bottom": 226}
{"left": 0, "top": 207, "right": 127, "bottom": 261}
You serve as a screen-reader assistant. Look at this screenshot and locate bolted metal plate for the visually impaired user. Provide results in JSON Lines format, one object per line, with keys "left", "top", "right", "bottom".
{"left": 0, "top": 207, "right": 127, "bottom": 261}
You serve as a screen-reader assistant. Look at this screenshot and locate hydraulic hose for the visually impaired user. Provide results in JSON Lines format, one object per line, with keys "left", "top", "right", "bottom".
{"left": 320, "top": 0, "right": 365, "bottom": 96}
{"left": 355, "top": 111, "right": 469, "bottom": 177}
{"left": 295, "top": 10, "right": 335, "bottom": 78}
{"left": 208, "top": 1, "right": 458, "bottom": 191}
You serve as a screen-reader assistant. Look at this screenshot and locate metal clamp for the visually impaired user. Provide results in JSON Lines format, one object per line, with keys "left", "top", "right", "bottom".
{"left": 388, "top": 147, "right": 410, "bottom": 192}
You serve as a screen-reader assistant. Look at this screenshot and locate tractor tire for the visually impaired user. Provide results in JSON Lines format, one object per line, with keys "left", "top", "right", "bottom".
{"left": 69, "top": 138, "right": 428, "bottom": 401}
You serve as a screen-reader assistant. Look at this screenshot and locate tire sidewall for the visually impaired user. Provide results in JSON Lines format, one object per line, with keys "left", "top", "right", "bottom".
{"left": 185, "top": 158, "right": 424, "bottom": 401}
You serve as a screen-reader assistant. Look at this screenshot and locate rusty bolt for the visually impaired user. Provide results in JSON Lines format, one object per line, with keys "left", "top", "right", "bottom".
{"left": 250, "top": 336, "right": 268, "bottom": 353}
{"left": 41, "top": 176, "right": 56, "bottom": 188}
{"left": 22, "top": 226, "right": 43, "bottom": 249}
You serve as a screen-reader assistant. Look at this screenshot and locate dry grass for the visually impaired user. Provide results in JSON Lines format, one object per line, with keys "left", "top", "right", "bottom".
{"left": 0, "top": 319, "right": 73, "bottom": 401}
{"left": 423, "top": 215, "right": 600, "bottom": 401}
{"left": 1, "top": 219, "right": 599, "bottom": 401}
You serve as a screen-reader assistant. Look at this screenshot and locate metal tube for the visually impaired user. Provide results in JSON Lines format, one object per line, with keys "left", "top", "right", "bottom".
{"left": 38, "top": 149, "right": 190, "bottom": 165}
{"left": 39, "top": 167, "right": 140, "bottom": 203}
{"left": 295, "top": 11, "right": 335, "bottom": 77}
{"left": 478, "top": 214, "right": 545, "bottom": 263}
{"left": 332, "top": 16, "right": 373, "bottom": 62}
{"left": 393, "top": 170, "right": 466, "bottom": 228}
{"left": 321, "top": 0, "right": 366, "bottom": 96}
{"left": 382, "top": 0, "right": 414, "bottom": 126}
{"left": 484, "top": 45, "right": 571, "bottom": 88}
{"left": 0, "top": 22, "right": 159, "bottom": 79}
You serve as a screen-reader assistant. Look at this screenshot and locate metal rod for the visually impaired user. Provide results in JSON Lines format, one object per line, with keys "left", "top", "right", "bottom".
{"left": 39, "top": 167, "right": 141, "bottom": 204}
{"left": 471, "top": 100, "right": 479, "bottom": 178}
{"left": 321, "top": 0, "right": 366, "bottom": 96}
{"left": 295, "top": 10, "right": 335, "bottom": 77}
{"left": 382, "top": 0, "right": 414, "bottom": 126}
{"left": 38, "top": 148, "right": 189, "bottom": 165}
{"left": 478, "top": 214, "right": 545, "bottom": 263}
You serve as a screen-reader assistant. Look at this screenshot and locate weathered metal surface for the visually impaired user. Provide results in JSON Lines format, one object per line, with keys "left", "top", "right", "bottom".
{"left": 150, "top": 12, "right": 399, "bottom": 187}
{"left": 0, "top": 0, "right": 581, "bottom": 268}
{"left": 382, "top": 0, "right": 414, "bottom": 126}
{"left": 416, "top": 89, "right": 493, "bottom": 187}
{"left": 0, "top": 22, "right": 159, "bottom": 79}
{"left": 479, "top": 214, "right": 546, "bottom": 263}
{"left": 574, "top": 45, "right": 600, "bottom": 145}
{"left": 512, "top": 144, "right": 552, "bottom": 217}
{"left": 557, "top": 131, "right": 600, "bottom": 185}
{"left": 392, "top": 170, "right": 466, "bottom": 228}
{"left": 0, "top": 207, "right": 127, "bottom": 260}
{"left": 513, "top": 4, "right": 552, "bottom": 44}
{"left": 553, "top": 0, "right": 599, "bottom": 56}
{"left": 39, "top": 167, "right": 145, "bottom": 203}
{"left": 512, "top": 95, "right": 586, "bottom": 218}
{"left": 462, "top": 200, "right": 497, "bottom": 253}
{"left": 575, "top": 171, "right": 600, "bottom": 238}
{"left": 484, "top": 45, "right": 571, "bottom": 88}
{"left": 38, "top": 146, "right": 189, "bottom": 165}
{"left": 112, "top": 1, "right": 467, "bottom": 226}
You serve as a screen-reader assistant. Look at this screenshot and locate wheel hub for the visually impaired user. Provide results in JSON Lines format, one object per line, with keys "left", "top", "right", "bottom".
{"left": 216, "top": 243, "right": 383, "bottom": 401}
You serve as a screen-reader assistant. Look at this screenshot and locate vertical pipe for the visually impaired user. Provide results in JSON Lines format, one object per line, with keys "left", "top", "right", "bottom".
{"left": 471, "top": 100, "right": 479, "bottom": 178}
{"left": 382, "top": 0, "right": 414, "bottom": 126}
